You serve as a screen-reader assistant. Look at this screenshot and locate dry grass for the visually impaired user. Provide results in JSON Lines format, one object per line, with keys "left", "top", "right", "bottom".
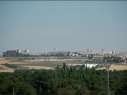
{"left": 97, "top": 64, "right": 127, "bottom": 71}
{"left": 0, "top": 58, "right": 11, "bottom": 64}
{"left": 22, "top": 66, "right": 54, "bottom": 70}
{"left": 0, "top": 65, "right": 14, "bottom": 72}
{"left": 109, "top": 64, "right": 127, "bottom": 71}
{"left": 1, "top": 57, "right": 127, "bottom": 71}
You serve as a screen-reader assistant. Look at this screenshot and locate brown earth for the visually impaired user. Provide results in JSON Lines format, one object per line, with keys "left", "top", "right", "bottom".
{"left": 109, "top": 64, "right": 127, "bottom": 71}
{"left": 0, "top": 65, "right": 14, "bottom": 72}
{"left": 0, "top": 58, "right": 11, "bottom": 64}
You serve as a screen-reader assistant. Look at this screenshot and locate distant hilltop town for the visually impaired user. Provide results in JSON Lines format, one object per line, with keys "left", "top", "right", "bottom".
{"left": 1, "top": 48, "right": 127, "bottom": 72}
{"left": 3, "top": 48, "right": 127, "bottom": 63}
{"left": 2, "top": 49, "right": 127, "bottom": 62}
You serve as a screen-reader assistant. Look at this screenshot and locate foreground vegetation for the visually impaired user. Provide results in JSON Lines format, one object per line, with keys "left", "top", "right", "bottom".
{"left": 0, "top": 64, "right": 127, "bottom": 95}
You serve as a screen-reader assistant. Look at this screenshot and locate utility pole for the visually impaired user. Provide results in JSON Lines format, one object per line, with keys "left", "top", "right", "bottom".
{"left": 36, "top": 80, "right": 43, "bottom": 95}
{"left": 105, "top": 59, "right": 111, "bottom": 95}
{"left": 39, "top": 83, "right": 42, "bottom": 95}
{"left": 107, "top": 63, "right": 110, "bottom": 95}
{"left": 13, "top": 87, "right": 15, "bottom": 95}
{"left": 12, "top": 78, "right": 15, "bottom": 95}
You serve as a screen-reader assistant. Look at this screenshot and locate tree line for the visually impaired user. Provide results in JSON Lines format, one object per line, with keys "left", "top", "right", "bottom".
{"left": 0, "top": 64, "right": 127, "bottom": 95}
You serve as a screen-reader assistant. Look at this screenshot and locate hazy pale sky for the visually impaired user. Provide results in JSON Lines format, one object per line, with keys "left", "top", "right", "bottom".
{"left": 0, "top": 1, "right": 127, "bottom": 52}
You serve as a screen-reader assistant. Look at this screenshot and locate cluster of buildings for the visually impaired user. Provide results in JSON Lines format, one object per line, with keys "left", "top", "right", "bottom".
{"left": 2, "top": 49, "right": 127, "bottom": 64}
{"left": 2, "top": 48, "right": 120, "bottom": 57}
{"left": 78, "top": 48, "right": 119, "bottom": 55}
{"left": 2, "top": 48, "right": 127, "bottom": 60}
{"left": 3, "top": 49, "right": 30, "bottom": 57}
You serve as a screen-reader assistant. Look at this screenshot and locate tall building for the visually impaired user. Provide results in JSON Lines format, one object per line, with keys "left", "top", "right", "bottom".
{"left": 3, "top": 49, "right": 30, "bottom": 57}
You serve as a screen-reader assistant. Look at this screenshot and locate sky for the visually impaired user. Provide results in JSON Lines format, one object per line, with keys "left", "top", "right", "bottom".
{"left": 0, "top": 1, "right": 127, "bottom": 53}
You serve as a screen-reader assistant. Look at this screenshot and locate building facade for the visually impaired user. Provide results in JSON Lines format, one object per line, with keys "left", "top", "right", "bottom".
{"left": 3, "top": 49, "right": 30, "bottom": 57}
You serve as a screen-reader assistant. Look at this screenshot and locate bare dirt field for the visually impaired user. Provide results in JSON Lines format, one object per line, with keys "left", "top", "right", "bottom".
{"left": 97, "top": 64, "right": 127, "bottom": 71}
{"left": 1, "top": 57, "right": 127, "bottom": 72}
{"left": 0, "top": 58, "right": 11, "bottom": 64}
{"left": 109, "top": 64, "right": 127, "bottom": 71}
{"left": 23, "top": 66, "right": 54, "bottom": 70}
{"left": 0, "top": 65, "right": 14, "bottom": 72}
